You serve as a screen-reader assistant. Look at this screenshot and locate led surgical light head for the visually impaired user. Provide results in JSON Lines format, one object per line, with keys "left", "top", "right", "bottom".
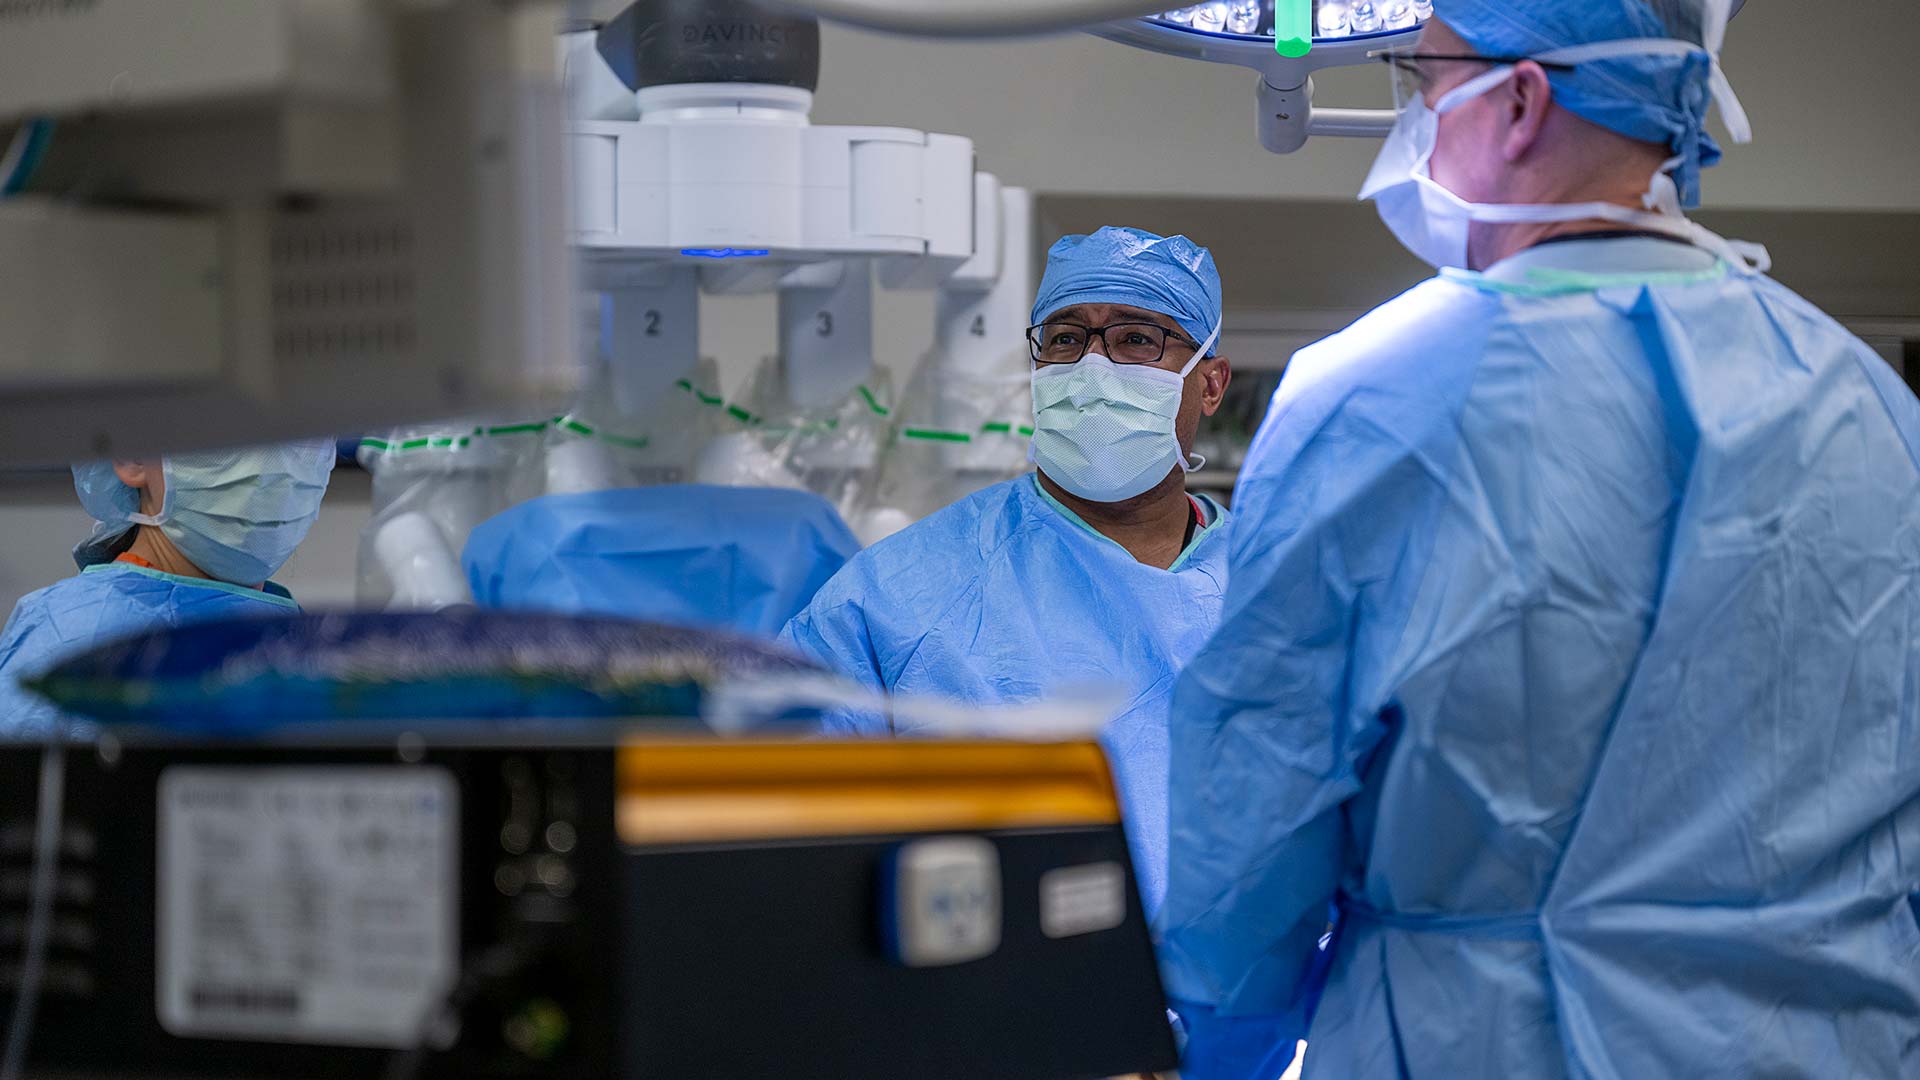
{"left": 1090, "top": 0, "right": 1426, "bottom": 153}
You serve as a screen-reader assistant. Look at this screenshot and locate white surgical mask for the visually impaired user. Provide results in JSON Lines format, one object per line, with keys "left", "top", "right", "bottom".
{"left": 1029, "top": 323, "right": 1219, "bottom": 504}
{"left": 1361, "top": 36, "right": 1768, "bottom": 273}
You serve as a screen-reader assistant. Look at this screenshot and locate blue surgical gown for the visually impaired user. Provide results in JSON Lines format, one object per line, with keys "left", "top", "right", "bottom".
{"left": 780, "top": 474, "right": 1231, "bottom": 914}
{"left": 0, "top": 563, "right": 301, "bottom": 736}
{"left": 1162, "top": 238, "right": 1920, "bottom": 1079}
{"left": 464, "top": 485, "right": 860, "bottom": 639}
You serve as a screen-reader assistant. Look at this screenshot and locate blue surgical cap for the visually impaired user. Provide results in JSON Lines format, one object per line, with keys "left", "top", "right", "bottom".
{"left": 1435, "top": 0, "right": 1730, "bottom": 207}
{"left": 1030, "top": 227, "right": 1223, "bottom": 351}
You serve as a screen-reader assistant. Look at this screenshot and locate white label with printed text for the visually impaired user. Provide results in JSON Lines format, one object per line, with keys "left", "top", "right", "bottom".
{"left": 157, "top": 767, "right": 458, "bottom": 1047}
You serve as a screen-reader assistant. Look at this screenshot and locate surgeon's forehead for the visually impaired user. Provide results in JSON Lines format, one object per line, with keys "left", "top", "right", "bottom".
{"left": 1038, "top": 302, "right": 1180, "bottom": 328}
{"left": 1416, "top": 16, "right": 1470, "bottom": 55}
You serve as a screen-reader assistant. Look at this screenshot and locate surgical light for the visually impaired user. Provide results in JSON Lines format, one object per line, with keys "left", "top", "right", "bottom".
{"left": 1103, "top": 0, "right": 1426, "bottom": 153}
{"left": 1315, "top": 3, "right": 1349, "bottom": 37}
{"left": 1191, "top": 1, "right": 1229, "bottom": 33}
{"left": 1225, "top": 1, "right": 1263, "bottom": 36}
{"left": 1152, "top": 0, "right": 1425, "bottom": 44}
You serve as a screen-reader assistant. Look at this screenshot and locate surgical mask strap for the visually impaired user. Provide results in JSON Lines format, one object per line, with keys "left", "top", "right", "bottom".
{"left": 1174, "top": 322, "right": 1220, "bottom": 472}
{"left": 1433, "top": 64, "right": 1522, "bottom": 116}
{"left": 126, "top": 459, "right": 170, "bottom": 526}
{"left": 1639, "top": 154, "right": 1688, "bottom": 214}
{"left": 1177, "top": 322, "right": 1221, "bottom": 379}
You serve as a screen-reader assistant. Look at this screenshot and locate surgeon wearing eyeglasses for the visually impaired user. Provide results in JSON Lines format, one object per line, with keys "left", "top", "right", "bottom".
{"left": 1157, "top": 1, "right": 1920, "bottom": 1079}
{"left": 781, "top": 226, "right": 1233, "bottom": 916}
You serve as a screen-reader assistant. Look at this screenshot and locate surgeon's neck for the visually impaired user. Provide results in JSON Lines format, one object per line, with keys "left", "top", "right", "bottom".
{"left": 123, "top": 525, "right": 217, "bottom": 582}
{"left": 1469, "top": 217, "right": 1645, "bottom": 271}
{"left": 1465, "top": 129, "right": 1676, "bottom": 271}
{"left": 1038, "top": 468, "right": 1193, "bottom": 571}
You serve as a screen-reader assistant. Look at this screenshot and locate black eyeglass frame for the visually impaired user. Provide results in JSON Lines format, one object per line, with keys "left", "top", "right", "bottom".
{"left": 1024, "top": 321, "right": 1204, "bottom": 366}
{"left": 1369, "top": 50, "right": 1579, "bottom": 75}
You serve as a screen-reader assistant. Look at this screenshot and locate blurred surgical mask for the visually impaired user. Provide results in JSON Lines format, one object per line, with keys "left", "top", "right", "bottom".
{"left": 73, "top": 440, "right": 337, "bottom": 586}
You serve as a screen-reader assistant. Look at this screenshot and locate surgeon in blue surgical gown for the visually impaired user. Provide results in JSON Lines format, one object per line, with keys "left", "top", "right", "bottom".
{"left": 0, "top": 442, "right": 335, "bottom": 736}
{"left": 782, "top": 227, "right": 1235, "bottom": 915}
{"left": 1160, "top": 2, "right": 1920, "bottom": 1078}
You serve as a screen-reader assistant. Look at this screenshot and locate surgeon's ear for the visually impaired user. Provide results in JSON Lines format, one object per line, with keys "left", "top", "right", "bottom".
{"left": 1198, "top": 356, "right": 1232, "bottom": 416}
{"left": 1502, "top": 60, "right": 1555, "bottom": 163}
{"left": 112, "top": 459, "right": 165, "bottom": 516}
{"left": 112, "top": 461, "right": 150, "bottom": 488}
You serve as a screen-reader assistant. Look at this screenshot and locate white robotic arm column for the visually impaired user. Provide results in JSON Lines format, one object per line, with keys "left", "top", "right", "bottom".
{"left": 935, "top": 177, "right": 1034, "bottom": 379}
{"left": 545, "top": 263, "right": 702, "bottom": 494}
{"left": 603, "top": 268, "right": 701, "bottom": 417}
{"left": 931, "top": 177, "right": 1037, "bottom": 472}
{"left": 779, "top": 260, "right": 875, "bottom": 411}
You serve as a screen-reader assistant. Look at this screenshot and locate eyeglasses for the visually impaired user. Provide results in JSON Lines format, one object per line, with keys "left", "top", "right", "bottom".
{"left": 1026, "top": 321, "right": 1200, "bottom": 366}
{"left": 1370, "top": 50, "right": 1577, "bottom": 106}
